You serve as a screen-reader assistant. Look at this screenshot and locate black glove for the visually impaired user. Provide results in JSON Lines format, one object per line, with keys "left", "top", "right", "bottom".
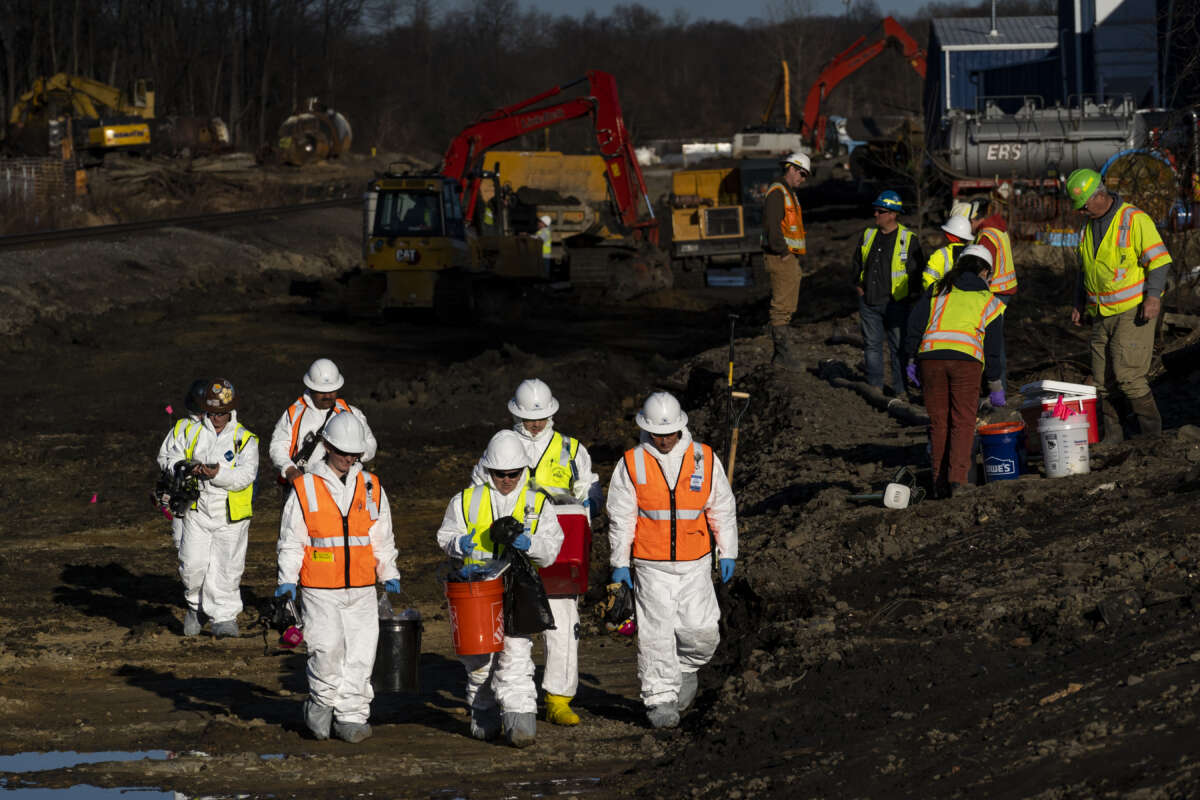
{"left": 489, "top": 515, "right": 524, "bottom": 546}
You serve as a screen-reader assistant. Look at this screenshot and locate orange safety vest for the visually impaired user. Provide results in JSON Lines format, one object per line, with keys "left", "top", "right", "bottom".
{"left": 624, "top": 442, "right": 714, "bottom": 562}
{"left": 978, "top": 227, "right": 1017, "bottom": 294}
{"left": 286, "top": 396, "right": 351, "bottom": 457}
{"left": 292, "top": 470, "right": 380, "bottom": 589}
{"left": 919, "top": 288, "right": 1004, "bottom": 363}
{"left": 765, "top": 182, "right": 807, "bottom": 255}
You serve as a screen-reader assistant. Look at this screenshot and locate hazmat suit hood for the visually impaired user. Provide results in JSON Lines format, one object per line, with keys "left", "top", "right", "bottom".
{"left": 484, "top": 466, "right": 530, "bottom": 495}
{"left": 202, "top": 409, "right": 242, "bottom": 437}
{"left": 512, "top": 417, "right": 555, "bottom": 444}
{"left": 637, "top": 427, "right": 694, "bottom": 463}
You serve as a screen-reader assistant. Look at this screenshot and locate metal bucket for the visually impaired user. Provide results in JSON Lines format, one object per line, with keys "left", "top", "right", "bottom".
{"left": 373, "top": 615, "right": 422, "bottom": 693}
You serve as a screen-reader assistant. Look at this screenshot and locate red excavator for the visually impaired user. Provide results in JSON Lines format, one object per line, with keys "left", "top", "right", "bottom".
{"left": 362, "top": 70, "right": 658, "bottom": 314}
{"left": 801, "top": 16, "right": 926, "bottom": 153}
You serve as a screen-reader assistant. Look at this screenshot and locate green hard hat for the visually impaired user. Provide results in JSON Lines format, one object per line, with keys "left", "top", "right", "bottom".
{"left": 1066, "top": 168, "right": 1102, "bottom": 210}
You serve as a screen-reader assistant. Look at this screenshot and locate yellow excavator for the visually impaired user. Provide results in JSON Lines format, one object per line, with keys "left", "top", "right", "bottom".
{"left": 7, "top": 73, "right": 154, "bottom": 162}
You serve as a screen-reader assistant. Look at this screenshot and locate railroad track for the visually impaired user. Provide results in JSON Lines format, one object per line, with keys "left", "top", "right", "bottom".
{"left": 0, "top": 196, "right": 360, "bottom": 251}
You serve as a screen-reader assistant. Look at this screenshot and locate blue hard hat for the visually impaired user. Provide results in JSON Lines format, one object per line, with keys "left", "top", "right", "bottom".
{"left": 872, "top": 190, "right": 903, "bottom": 212}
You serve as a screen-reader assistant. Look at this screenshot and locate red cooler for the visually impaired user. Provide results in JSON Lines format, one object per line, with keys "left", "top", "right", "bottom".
{"left": 540, "top": 503, "right": 591, "bottom": 597}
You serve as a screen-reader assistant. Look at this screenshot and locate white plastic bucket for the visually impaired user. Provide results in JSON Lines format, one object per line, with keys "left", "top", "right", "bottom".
{"left": 1039, "top": 416, "right": 1091, "bottom": 477}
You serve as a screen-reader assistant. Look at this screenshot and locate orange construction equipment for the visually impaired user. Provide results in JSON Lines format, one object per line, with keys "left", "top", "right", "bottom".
{"left": 801, "top": 16, "right": 926, "bottom": 153}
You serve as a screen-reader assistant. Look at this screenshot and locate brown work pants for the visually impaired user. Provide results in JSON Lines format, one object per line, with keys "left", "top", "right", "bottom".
{"left": 764, "top": 253, "right": 802, "bottom": 328}
{"left": 1089, "top": 307, "right": 1155, "bottom": 402}
{"left": 921, "top": 358, "right": 983, "bottom": 487}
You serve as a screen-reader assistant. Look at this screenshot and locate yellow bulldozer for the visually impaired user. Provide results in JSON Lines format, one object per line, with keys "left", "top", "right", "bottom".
{"left": 6, "top": 73, "right": 155, "bottom": 163}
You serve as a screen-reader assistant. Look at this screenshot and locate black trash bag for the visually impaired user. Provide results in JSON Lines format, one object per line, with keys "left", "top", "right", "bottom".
{"left": 489, "top": 515, "right": 523, "bottom": 547}
{"left": 502, "top": 549, "right": 555, "bottom": 636}
{"left": 602, "top": 581, "right": 635, "bottom": 631}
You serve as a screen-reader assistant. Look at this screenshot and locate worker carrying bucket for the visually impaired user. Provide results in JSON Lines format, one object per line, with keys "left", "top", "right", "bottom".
{"left": 275, "top": 413, "right": 402, "bottom": 744}
{"left": 437, "top": 430, "right": 563, "bottom": 748}
{"left": 469, "top": 378, "right": 603, "bottom": 728}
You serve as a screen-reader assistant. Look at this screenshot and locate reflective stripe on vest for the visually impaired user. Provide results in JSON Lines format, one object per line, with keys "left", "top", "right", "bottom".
{"left": 922, "top": 242, "right": 963, "bottom": 289}
{"left": 294, "top": 470, "right": 379, "bottom": 588}
{"left": 286, "top": 396, "right": 350, "bottom": 458}
{"left": 919, "top": 289, "right": 1003, "bottom": 363}
{"left": 184, "top": 421, "right": 255, "bottom": 521}
{"left": 624, "top": 442, "right": 714, "bottom": 562}
{"left": 859, "top": 225, "right": 913, "bottom": 301}
{"left": 460, "top": 483, "right": 547, "bottom": 566}
{"left": 979, "top": 227, "right": 1017, "bottom": 294}
{"left": 1079, "top": 202, "right": 1171, "bottom": 317}
{"left": 765, "top": 182, "right": 806, "bottom": 254}
{"left": 533, "top": 432, "right": 579, "bottom": 493}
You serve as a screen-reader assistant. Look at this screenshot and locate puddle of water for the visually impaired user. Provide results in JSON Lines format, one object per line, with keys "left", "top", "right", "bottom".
{"left": 0, "top": 752, "right": 170, "bottom": 773}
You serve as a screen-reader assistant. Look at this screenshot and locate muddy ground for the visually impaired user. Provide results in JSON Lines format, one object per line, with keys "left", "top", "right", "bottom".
{"left": 2, "top": 177, "right": 1200, "bottom": 799}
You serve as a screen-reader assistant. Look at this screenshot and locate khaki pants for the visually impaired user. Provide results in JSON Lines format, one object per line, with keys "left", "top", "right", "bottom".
{"left": 764, "top": 253, "right": 802, "bottom": 327}
{"left": 1090, "top": 307, "right": 1155, "bottom": 401}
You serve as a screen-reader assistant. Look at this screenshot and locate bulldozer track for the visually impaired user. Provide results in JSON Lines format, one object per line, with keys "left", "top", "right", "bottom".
{"left": 0, "top": 196, "right": 359, "bottom": 252}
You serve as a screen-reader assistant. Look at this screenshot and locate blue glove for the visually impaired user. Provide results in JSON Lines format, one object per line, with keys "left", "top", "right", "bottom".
{"left": 511, "top": 533, "right": 531, "bottom": 551}
{"left": 458, "top": 532, "right": 475, "bottom": 556}
{"left": 719, "top": 559, "right": 735, "bottom": 584}
{"left": 383, "top": 578, "right": 401, "bottom": 594}
{"left": 905, "top": 363, "right": 920, "bottom": 388}
{"left": 612, "top": 567, "right": 632, "bottom": 588}
{"left": 275, "top": 583, "right": 297, "bottom": 600}
{"left": 989, "top": 390, "right": 1006, "bottom": 408}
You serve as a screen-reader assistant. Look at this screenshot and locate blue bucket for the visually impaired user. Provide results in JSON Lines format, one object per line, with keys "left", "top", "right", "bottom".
{"left": 978, "top": 422, "right": 1024, "bottom": 482}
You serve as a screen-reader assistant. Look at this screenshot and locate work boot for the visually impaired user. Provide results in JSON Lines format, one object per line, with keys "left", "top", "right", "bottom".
{"left": 646, "top": 704, "right": 680, "bottom": 729}
{"left": 503, "top": 711, "right": 537, "bottom": 748}
{"left": 333, "top": 721, "right": 372, "bottom": 743}
{"left": 211, "top": 619, "right": 239, "bottom": 638}
{"left": 677, "top": 672, "right": 699, "bottom": 713}
{"left": 1129, "top": 392, "right": 1162, "bottom": 438}
{"left": 182, "top": 610, "right": 201, "bottom": 637}
{"left": 303, "top": 699, "right": 333, "bottom": 740}
{"left": 469, "top": 707, "right": 501, "bottom": 741}
{"left": 544, "top": 694, "right": 580, "bottom": 726}
{"left": 1099, "top": 397, "right": 1126, "bottom": 445}
{"left": 770, "top": 325, "right": 804, "bottom": 371}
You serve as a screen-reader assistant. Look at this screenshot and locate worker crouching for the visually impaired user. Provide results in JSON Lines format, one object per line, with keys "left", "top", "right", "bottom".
{"left": 276, "top": 413, "right": 401, "bottom": 743}
{"left": 906, "top": 245, "right": 1005, "bottom": 498}
{"left": 606, "top": 392, "right": 738, "bottom": 729}
{"left": 438, "top": 430, "right": 563, "bottom": 747}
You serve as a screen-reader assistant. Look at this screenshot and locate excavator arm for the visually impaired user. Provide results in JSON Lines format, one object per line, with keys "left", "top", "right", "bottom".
{"left": 439, "top": 70, "right": 657, "bottom": 244}
{"left": 801, "top": 16, "right": 926, "bottom": 152}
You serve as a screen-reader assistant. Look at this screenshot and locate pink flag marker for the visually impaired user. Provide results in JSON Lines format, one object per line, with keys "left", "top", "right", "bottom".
{"left": 90, "top": 494, "right": 97, "bottom": 504}
{"left": 165, "top": 404, "right": 174, "bottom": 414}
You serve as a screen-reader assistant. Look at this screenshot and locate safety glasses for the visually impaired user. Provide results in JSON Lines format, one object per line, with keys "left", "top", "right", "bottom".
{"left": 489, "top": 469, "right": 523, "bottom": 480}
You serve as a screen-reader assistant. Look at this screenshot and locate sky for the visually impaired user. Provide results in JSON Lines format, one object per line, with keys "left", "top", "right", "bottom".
{"left": 517, "top": 0, "right": 931, "bottom": 23}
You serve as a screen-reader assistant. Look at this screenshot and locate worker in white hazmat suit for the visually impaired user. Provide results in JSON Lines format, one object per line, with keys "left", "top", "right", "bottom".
{"left": 155, "top": 378, "right": 208, "bottom": 550}
{"left": 276, "top": 413, "right": 401, "bottom": 743}
{"left": 438, "top": 429, "right": 564, "bottom": 747}
{"left": 269, "top": 358, "right": 377, "bottom": 485}
{"left": 470, "top": 378, "right": 602, "bottom": 727}
{"left": 163, "top": 378, "right": 259, "bottom": 638}
{"left": 606, "top": 391, "right": 738, "bottom": 729}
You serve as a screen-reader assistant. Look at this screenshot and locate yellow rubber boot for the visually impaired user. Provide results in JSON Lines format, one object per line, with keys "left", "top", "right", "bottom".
{"left": 544, "top": 694, "right": 580, "bottom": 726}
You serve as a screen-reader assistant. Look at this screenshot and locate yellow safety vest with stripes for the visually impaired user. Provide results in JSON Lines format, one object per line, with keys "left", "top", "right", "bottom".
{"left": 859, "top": 224, "right": 915, "bottom": 301}
{"left": 1078, "top": 202, "right": 1172, "bottom": 317}
{"left": 460, "top": 483, "right": 547, "bottom": 566}
{"left": 182, "top": 420, "right": 256, "bottom": 521}
{"left": 919, "top": 288, "right": 1004, "bottom": 363}
{"left": 532, "top": 431, "right": 579, "bottom": 493}
{"left": 922, "top": 242, "right": 964, "bottom": 290}
{"left": 764, "top": 182, "right": 807, "bottom": 255}
{"left": 978, "top": 227, "right": 1017, "bottom": 294}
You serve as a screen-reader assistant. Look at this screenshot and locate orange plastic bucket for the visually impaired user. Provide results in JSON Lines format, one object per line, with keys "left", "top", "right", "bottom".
{"left": 445, "top": 576, "right": 505, "bottom": 656}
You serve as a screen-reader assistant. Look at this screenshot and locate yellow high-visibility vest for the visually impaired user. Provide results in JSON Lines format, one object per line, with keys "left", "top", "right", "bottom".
{"left": 858, "top": 224, "right": 914, "bottom": 301}
{"left": 919, "top": 288, "right": 1004, "bottom": 363}
{"left": 922, "top": 242, "right": 964, "bottom": 290}
{"left": 460, "top": 483, "right": 546, "bottom": 566}
{"left": 1077, "top": 202, "right": 1171, "bottom": 317}
{"left": 532, "top": 432, "right": 579, "bottom": 492}
{"left": 183, "top": 421, "right": 256, "bottom": 521}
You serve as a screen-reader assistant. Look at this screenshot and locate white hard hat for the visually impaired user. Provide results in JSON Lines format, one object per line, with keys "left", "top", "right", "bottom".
{"left": 538, "top": 215, "right": 552, "bottom": 227}
{"left": 960, "top": 243, "right": 994, "bottom": 271}
{"left": 507, "top": 378, "right": 559, "bottom": 420}
{"left": 322, "top": 412, "right": 366, "bottom": 455}
{"left": 940, "top": 215, "right": 974, "bottom": 241}
{"left": 948, "top": 200, "right": 973, "bottom": 219}
{"left": 636, "top": 391, "right": 688, "bottom": 435}
{"left": 303, "top": 358, "right": 344, "bottom": 392}
{"left": 780, "top": 151, "right": 811, "bottom": 174}
{"left": 480, "top": 430, "right": 529, "bottom": 471}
